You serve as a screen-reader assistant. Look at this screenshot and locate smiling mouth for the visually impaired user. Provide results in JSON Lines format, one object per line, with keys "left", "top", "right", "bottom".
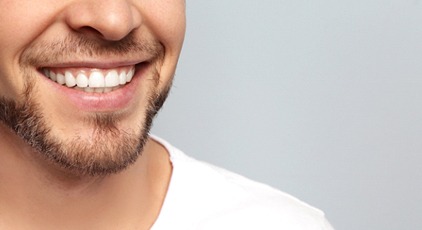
{"left": 41, "top": 65, "right": 136, "bottom": 93}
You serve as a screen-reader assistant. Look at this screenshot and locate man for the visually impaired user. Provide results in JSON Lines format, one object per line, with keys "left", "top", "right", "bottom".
{"left": 0, "top": 0, "right": 333, "bottom": 229}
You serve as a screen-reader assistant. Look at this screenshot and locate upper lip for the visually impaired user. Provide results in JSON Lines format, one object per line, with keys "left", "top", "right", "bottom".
{"left": 40, "top": 59, "right": 147, "bottom": 69}
{"left": 36, "top": 48, "right": 157, "bottom": 69}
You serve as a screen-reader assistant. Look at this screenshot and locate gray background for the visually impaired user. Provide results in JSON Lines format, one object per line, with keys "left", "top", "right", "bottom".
{"left": 152, "top": 1, "right": 422, "bottom": 229}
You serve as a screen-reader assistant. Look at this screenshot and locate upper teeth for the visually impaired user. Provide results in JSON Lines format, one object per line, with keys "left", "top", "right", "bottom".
{"left": 43, "top": 67, "right": 135, "bottom": 92}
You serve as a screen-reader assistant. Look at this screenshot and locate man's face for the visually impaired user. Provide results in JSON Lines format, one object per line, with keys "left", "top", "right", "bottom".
{"left": 0, "top": 0, "right": 185, "bottom": 175}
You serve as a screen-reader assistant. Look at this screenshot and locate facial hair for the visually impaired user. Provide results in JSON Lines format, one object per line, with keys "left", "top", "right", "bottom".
{"left": 0, "top": 33, "right": 171, "bottom": 176}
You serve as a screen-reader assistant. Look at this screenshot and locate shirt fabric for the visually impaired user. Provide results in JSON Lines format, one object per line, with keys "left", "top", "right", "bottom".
{"left": 151, "top": 135, "right": 334, "bottom": 230}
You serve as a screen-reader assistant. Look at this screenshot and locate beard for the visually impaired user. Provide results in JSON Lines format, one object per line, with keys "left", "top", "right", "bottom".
{"left": 0, "top": 33, "right": 171, "bottom": 176}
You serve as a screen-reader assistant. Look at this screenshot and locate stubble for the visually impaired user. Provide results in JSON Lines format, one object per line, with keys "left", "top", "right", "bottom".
{"left": 0, "top": 33, "right": 171, "bottom": 176}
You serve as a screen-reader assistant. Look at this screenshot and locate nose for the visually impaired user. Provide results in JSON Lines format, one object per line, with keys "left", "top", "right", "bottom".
{"left": 64, "top": 0, "right": 142, "bottom": 41}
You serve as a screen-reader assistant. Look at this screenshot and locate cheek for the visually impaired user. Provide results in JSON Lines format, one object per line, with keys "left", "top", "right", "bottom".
{"left": 139, "top": 1, "right": 186, "bottom": 91}
{"left": 157, "top": 12, "right": 186, "bottom": 50}
{"left": 142, "top": 1, "right": 186, "bottom": 52}
{"left": 0, "top": 2, "right": 52, "bottom": 52}
{"left": 0, "top": 1, "right": 59, "bottom": 98}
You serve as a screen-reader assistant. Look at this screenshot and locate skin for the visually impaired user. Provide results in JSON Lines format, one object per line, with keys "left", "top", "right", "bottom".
{"left": 0, "top": 0, "right": 185, "bottom": 229}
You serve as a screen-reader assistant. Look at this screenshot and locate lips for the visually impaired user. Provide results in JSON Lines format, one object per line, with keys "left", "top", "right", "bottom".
{"left": 38, "top": 62, "right": 150, "bottom": 111}
{"left": 42, "top": 66, "right": 135, "bottom": 93}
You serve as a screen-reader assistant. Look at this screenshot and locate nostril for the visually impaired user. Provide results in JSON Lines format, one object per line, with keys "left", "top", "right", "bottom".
{"left": 77, "top": 26, "right": 103, "bottom": 38}
{"left": 63, "top": 1, "right": 142, "bottom": 42}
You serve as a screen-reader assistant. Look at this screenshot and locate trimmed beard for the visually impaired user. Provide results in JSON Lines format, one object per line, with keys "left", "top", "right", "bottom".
{"left": 0, "top": 33, "right": 171, "bottom": 176}
{"left": 0, "top": 79, "right": 170, "bottom": 176}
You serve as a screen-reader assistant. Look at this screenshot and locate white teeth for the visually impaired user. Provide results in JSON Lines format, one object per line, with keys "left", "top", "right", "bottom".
{"left": 50, "top": 72, "right": 57, "bottom": 81}
{"left": 126, "top": 68, "right": 134, "bottom": 83}
{"left": 76, "top": 73, "right": 89, "bottom": 87}
{"left": 119, "top": 71, "right": 127, "bottom": 85}
{"left": 94, "top": 88, "right": 104, "bottom": 93}
{"left": 44, "top": 67, "right": 135, "bottom": 93}
{"left": 56, "top": 73, "right": 65, "bottom": 85}
{"left": 105, "top": 70, "right": 119, "bottom": 87}
{"left": 84, "top": 87, "right": 94, "bottom": 93}
{"left": 65, "top": 71, "right": 76, "bottom": 87}
{"left": 89, "top": 72, "right": 105, "bottom": 88}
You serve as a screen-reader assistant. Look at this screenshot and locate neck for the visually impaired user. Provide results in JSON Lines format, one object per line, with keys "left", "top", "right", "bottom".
{"left": 0, "top": 125, "right": 172, "bottom": 229}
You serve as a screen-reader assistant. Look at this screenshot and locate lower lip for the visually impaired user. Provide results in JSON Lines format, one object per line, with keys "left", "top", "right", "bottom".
{"left": 44, "top": 64, "right": 147, "bottom": 112}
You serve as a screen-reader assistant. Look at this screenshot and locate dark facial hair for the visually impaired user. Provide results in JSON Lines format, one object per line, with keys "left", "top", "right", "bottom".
{"left": 0, "top": 33, "right": 171, "bottom": 176}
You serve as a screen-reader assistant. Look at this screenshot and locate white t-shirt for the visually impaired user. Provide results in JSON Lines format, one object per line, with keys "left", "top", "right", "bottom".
{"left": 151, "top": 136, "right": 334, "bottom": 230}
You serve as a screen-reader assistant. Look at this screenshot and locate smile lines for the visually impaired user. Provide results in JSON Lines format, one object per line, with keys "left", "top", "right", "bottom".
{"left": 43, "top": 66, "right": 135, "bottom": 93}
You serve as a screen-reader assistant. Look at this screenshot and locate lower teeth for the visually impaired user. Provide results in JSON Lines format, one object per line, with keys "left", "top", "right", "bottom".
{"left": 74, "top": 86, "right": 119, "bottom": 93}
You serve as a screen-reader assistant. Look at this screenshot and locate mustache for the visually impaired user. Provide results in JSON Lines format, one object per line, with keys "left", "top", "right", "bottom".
{"left": 20, "top": 32, "right": 164, "bottom": 66}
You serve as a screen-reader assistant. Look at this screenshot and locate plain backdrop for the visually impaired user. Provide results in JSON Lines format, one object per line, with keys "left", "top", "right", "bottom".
{"left": 151, "top": 1, "right": 422, "bottom": 230}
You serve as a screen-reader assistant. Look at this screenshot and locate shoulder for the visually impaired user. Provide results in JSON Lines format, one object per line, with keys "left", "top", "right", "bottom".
{"left": 151, "top": 136, "right": 334, "bottom": 230}
{"left": 186, "top": 161, "right": 333, "bottom": 230}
